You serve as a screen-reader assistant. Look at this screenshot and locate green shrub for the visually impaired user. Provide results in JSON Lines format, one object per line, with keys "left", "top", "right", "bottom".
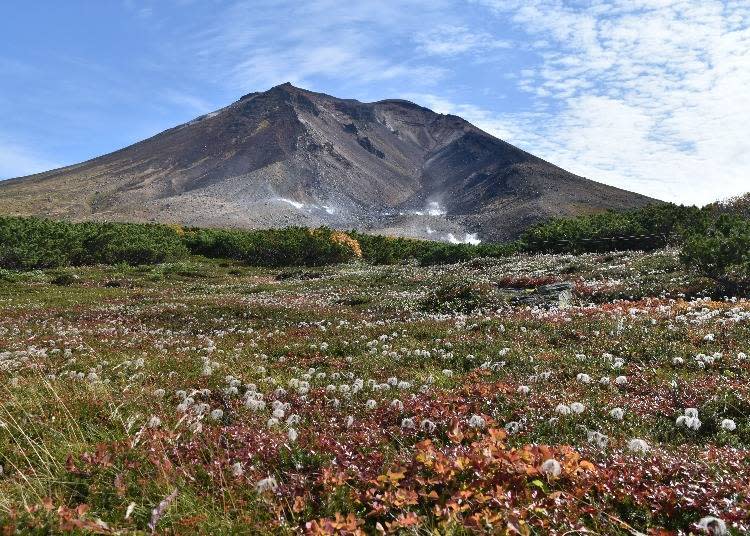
{"left": 351, "top": 232, "right": 516, "bottom": 266}
{"left": 0, "top": 217, "right": 187, "bottom": 270}
{"left": 50, "top": 272, "right": 79, "bottom": 286}
{"left": 77, "top": 225, "right": 188, "bottom": 265}
{"left": 421, "top": 282, "right": 491, "bottom": 313}
{"left": 184, "top": 227, "right": 360, "bottom": 267}
{"left": 521, "top": 204, "right": 704, "bottom": 254}
{"left": 680, "top": 214, "right": 750, "bottom": 294}
{"left": 417, "top": 243, "right": 473, "bottom": 266}
{"left": 348, "top": 233, "right": 418, "bottom": 265}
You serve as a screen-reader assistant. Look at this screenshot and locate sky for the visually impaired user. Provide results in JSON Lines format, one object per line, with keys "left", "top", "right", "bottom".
{"left": 1, "top": 0, "right": 749, "bottom": 205}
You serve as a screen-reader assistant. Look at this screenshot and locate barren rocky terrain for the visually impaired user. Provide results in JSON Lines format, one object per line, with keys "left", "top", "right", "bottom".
{"left": 0, "top": 84, "right": 655, "bottom": 242}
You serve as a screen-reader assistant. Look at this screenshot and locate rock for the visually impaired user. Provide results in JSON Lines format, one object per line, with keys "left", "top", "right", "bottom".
{"left": 505, "top": 282, "right": 575, "bottom": 308}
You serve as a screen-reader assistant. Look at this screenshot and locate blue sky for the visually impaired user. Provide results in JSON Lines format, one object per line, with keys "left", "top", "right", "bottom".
{"left": 1, "top": 0, "right": 749, "bottom": 205}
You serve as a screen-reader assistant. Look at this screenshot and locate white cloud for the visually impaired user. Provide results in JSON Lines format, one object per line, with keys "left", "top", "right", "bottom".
{"left": 415, "top": 25, "right": 511, "bottom": 56}
{"left": 476, "top": 0, "right": 750, "bottom": 205}
{"left": 188, "top": 0, "right": 451, "bottom": 91}
{"left": 406, "top": 93, "right": 518, "bottom": 141}
{"left": 0, "top": 141, "right": 60, "bottom": 180}
{"left": 160, "top": 90, "right": 215, "bottom": 115}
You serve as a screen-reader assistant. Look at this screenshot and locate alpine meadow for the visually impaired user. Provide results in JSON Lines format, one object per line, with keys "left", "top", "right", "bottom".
{"left": 2, "top": 1, "right": 750, "bottom": 534}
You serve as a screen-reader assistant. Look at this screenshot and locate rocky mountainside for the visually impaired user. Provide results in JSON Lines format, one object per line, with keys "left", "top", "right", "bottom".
{"left": 0, "top": 83, "right": 656, "bottom": 242}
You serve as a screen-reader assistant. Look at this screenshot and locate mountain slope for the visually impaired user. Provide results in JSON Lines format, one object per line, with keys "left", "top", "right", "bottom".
{"left": 0, "top": 83, "right": 656, "bottom": 242}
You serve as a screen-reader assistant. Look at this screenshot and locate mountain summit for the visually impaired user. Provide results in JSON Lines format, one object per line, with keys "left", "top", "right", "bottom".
{"left": 0, "top": 83, "right": 655, "bottom": 242}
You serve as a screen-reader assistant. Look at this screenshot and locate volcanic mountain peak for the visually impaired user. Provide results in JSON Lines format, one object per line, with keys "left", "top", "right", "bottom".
{"left": 0, "top": 84, "right": 656, "bottom": 242}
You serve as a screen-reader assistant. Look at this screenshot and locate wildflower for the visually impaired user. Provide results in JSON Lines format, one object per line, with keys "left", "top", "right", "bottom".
{"left": 720, "top": 418, "right": 736, "bottom": 431}
{"left": 267, "top": 417, "right": 279, "bottom": 428}
{"left": 148, "top": 416, "right": 161, "bottom": 428}
{"left": 505, "top": 421, "right": 521, "bottom": 434}
{"left": 627, "top": 438, "right": 650, "bottom": 454}
{"left": 272, "top": 407, "right": 285, "bottom": 419}
{"left": 246, "top": 399, "right": 265, "bottom": 412}
{"left": 401, "top": 417, "right": 415, "bottom": 429}
{"left": 517, "top": 385, "right": 530, "bottom": 395}
{"left": 697, "top": 516, "right": 727, "bottom": 535}
{"left": 555, "top": 404, "right": 571, "bottom": 415}
{"left": 420, "top": 419, "right": 436, "bottom": 433}
{"left": 599, "top": 376, "right": 610, "bottom": 385}
{"left": 153, "top": 389, "right": 165, "bottom": 398}
{"left": 540, "top": 458, "right": 561, "bottom": 477}
{"left": 673, "top": 357, "right": 684, "bottom": 366}
{"left": 587, "top": 430, "right": 609, "bottom": 448}
{"left": 609, "top": 407, "right": 625, "bottom": 420}
{"left": 287, "top": 428, "right": 298, "bottom": 442}
{"left": 286, "top": 414, "right": 300, "bottom": 425}
{"left": 255, "top": 476, "right": 278, "bottom": 493}
{"left": 570, "top": 402, "right": 585, "bottom": 414}
{"left": 210, "top": 409, "right": 224, "bottom": 421}
{"left": 576, "top": 373, "right": 591, "bottom": 384}
{"left": 390, "top": 399, "right": 404, "bottom": 411}
{"left": 231, "top": 462, "right": 244, "bottom": 477}
{"left": 442, "top": 369, "right": 453, "bottom": 377}
{"left": 346, "top": 415, "right": 354, "bottom": 428}
{"left": 615, "top": 376, "right": 627, "bottom": 386}
{"left": 468, "top": 414, "right": 486, "bottom": 429}
{"left": 365, "top": 399, "right": 377, "bottom": 410}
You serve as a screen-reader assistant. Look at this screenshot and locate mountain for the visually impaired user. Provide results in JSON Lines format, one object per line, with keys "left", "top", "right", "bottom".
{"left": 0, "top": 83, "right": 656, "bottom": 242}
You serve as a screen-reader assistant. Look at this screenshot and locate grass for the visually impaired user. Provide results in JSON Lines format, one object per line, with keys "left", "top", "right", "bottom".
{"left": 0, "top": 249, "right": 748, "bottom": 534}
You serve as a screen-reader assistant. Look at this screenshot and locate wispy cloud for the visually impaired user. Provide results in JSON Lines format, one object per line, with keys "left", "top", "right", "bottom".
{"left": 405, "top": 93, "right": 518, "bottom": 141}
{"left": 415, "top": 25, "right": 511, "bottom": 56}
{"left": 475, "top": 0, "right": 750, "bottom": 204}
{"left": 4, "top": 0, "right": 747, "bottom": 204}
{"left": 160, "top": 89, "right": 215, "bottom": 115}
{"left": 182, "top": 0, "right": 452, "bottom": 92}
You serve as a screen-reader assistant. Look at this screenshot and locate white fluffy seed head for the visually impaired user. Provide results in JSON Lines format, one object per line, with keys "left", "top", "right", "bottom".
{"left": 721, "top": 418, "right": 737, "bottom": 431}
{"left": 540, "top": 458, "right": 561, "bottom": 477}
{"left": 627, "top": 438, "right": 649, "bottom": 454}
{"left": 231, "top": 462, "right": 244, "bottom": 477}
{"left": 697, "top": 516, "right": 727, "bottom": 535}
{"left": 570, "top": 402, "right": 585, "bottom": 414}
{"left": 468, "top": 414, "right": 486, "bottom": 429}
